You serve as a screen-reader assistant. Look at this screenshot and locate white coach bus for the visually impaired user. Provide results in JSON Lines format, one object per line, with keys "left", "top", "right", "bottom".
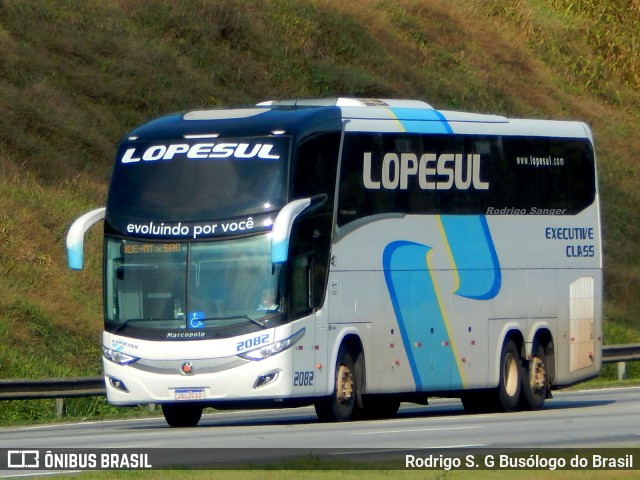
{"left": 67, "top": 98, "right": 602, "bottom": 427}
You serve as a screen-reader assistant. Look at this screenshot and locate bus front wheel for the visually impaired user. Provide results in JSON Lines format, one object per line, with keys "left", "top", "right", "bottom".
{"left": 162, "top": 403, "right": 203, "bottom": 427}
{"left": 315, "top": 347, "right": 357, "bottom": 422}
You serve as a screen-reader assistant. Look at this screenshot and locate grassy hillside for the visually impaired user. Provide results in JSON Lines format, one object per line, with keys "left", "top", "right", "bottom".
{"left": 1, "top": 0, "right": 639, "bottom": 422}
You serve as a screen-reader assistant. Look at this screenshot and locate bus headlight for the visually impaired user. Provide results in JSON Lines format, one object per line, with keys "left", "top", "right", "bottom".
{"left": 239, "top": 328, "right": 305, "bottom": 361}
{"left": 102, "top": 346, "right": 139, "bottom": 365}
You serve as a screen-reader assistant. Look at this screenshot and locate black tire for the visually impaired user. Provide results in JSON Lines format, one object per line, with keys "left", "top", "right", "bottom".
{"left": 162, "top": 403, "right": 203, "bottom": 427}
{"left": 496, "top": 338, "right": 522, "bottom": 412}
{"left": 519, "top": 342, "right": 548, "bottom": 410}
{"left": 463, "top": 339, "right": 522, "bottom": 413}
{"left": 315, "top": 347, "right": 357, "bottom": 422}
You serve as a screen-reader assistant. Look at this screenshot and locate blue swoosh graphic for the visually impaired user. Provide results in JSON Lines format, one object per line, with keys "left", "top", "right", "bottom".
{"left": 440, "top": 215, "right": 501, "bottom": 300}
{"left": 383, "top": 216, "right": 501, "bottom": 390}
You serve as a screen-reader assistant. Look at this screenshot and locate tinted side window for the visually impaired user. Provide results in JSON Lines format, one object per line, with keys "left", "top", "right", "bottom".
{"left": 289, "top": 132, "right": 341, "bottom": 312}
{"left": 337, "top": 133, "right": 595, "bottom": 227}
{"left": 292, "top": 132, "right": 341, "bottom": 209}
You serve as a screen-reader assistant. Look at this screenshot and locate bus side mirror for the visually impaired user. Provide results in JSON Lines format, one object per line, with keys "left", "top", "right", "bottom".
{"left": 271, "top": 195, "right": 326, "bottom": 264}
{"left": 66, "top": 207, "right": 106, "bottom": 270}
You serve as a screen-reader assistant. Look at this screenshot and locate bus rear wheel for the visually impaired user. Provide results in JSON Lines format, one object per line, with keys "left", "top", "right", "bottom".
{"left": 519, "top": 343, "right": 548, "bottom": 410}
{"left": 496, "top": 338, "right": 522, "bottom": 412}
{"left": 162, "top": 403, "right": 203, "bottom": 427}
{"left": 462, "top": 338, "right": 522, "bottom": 413}
{"left": 315, "top": 347, "right": 357, "bottom": 422}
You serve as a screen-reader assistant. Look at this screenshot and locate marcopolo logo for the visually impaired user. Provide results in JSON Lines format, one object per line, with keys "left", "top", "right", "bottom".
{"left": 363, "top": 152, "right": 489, "bottom": 191}
{"left": 121, "top": 142, "right": 280, "bottom": 164}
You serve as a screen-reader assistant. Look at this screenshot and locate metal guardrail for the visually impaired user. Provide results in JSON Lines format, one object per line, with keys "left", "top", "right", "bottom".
{"left": 0, "top": 344, "right": 638, "bottom": 401}
{"left": 601, "top": 343, "right": 640, "bottom": 363}
{"left": 0, "top": 376, "right": 105, "bottom": 400}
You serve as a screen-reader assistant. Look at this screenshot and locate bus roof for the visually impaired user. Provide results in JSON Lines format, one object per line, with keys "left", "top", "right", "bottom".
{"left": 123, "top": 98, "right": 590, "bottom": 141}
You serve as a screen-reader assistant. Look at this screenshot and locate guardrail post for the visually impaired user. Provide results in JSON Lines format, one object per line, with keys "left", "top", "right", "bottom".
{"left": 55, "top": 398, "right": 65, "bottom": 418}
{"left": 617, "top": 362, "right": 628, "bottom": 381}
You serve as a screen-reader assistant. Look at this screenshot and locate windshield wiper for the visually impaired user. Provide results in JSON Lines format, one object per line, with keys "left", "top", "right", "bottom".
{"left": 114, "top": 314, "right": 274, "bottom": 333}
{"left": 200, "top": 315, "right": 269, "bottom": 329}
{"left": 113, "top": 318, "right": 175, "bottom": 333}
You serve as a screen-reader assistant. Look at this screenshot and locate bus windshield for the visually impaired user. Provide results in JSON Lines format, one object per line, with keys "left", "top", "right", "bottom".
{"left": 104, "top": 235, "right": 283, "bottom": 336}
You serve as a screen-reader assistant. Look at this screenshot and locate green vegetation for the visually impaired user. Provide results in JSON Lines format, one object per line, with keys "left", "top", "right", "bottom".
{"left": 1, "top": 0, "right": 639, "bottom": 423}
{"left": 34, "top": 460, "right": 640, "bottom": 480}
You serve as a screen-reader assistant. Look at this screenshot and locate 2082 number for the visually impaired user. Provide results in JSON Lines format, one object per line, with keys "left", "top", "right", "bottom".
{"left": 293, "top": 371, "right": 314, "bottom": 387}
{"left": 236, "top": 334, "right": 269, "bottom": 352}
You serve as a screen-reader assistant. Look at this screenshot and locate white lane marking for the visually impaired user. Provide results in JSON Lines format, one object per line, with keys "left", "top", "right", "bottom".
{"left": 352, "top": 426, "right": 482, "bottom": 435}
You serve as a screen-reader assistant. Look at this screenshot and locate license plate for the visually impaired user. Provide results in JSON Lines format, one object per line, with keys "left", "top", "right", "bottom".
{"left": 174, "top": 388, "right": 205, "bottom": 401}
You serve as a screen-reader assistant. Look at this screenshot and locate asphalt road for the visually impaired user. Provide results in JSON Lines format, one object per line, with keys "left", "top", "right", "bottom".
{"left": 1, "top": 387, "right": 639, "bottom": 473}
